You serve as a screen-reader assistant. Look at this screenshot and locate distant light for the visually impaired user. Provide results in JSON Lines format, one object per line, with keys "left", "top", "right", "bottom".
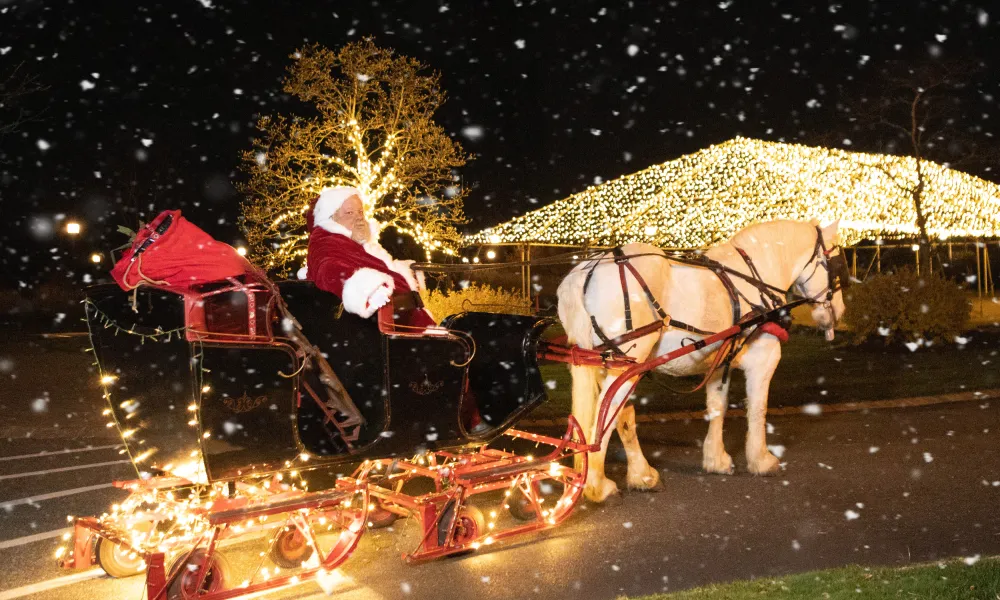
{"left": 236, "top": 246, "right": 248, "bottom": 256}
{"left": 911, "top": 244, "right": 920, "bottom": 252}
{"left": 486, "top": 250, "right": 496, "bottom": 260}
{"left": 65, "top": 222, "right": 81, "bottom": 235}
{"left": 461, "top": 257, "right": 469, "bottom": 263}
{"left": 90, "top": 253, "right": 103, "bottom": 263}
{"left": 472, "top": 257, "right": 480, "bottom": 264}
{"left": 100, "top": 375, "right": 117, "bottom": 385}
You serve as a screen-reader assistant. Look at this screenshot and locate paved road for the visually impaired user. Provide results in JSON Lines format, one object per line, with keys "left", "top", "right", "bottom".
{"left": 2, "top": 335, "right": 1000, "bottom": 599}
{"left": 2, "top": 406, "right": 999, "bottom": 598}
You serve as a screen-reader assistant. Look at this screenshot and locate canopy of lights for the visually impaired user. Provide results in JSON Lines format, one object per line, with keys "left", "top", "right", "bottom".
{"left": 465, "top": 137, "right": 1000, "bottom": 248}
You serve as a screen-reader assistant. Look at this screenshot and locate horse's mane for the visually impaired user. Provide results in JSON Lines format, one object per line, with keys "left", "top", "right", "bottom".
{"left": 726, "top": 219, "right": 816, "bottom": 249}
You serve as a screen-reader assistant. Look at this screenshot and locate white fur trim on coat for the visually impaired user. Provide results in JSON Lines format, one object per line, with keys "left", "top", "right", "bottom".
{"left": 342, "top": 267, "right": 395, "bottom": 318}
{"left": 316, "top": 218, "right": 353, "bottom": 237}
{"left": 363, "top": 240, "right": 422, "bottom": 292}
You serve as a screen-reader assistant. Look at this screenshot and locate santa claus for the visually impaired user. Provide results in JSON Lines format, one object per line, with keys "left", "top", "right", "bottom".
{"left": 298, "top": 186, "right": 485, "bottom": 432}
{"left": 298, "top": 186, "right": 436, "bottom": 328}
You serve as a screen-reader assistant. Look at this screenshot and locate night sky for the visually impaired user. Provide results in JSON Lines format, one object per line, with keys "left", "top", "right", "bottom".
{"left": 1, "top": 0, "right": 998, "bottom": 294}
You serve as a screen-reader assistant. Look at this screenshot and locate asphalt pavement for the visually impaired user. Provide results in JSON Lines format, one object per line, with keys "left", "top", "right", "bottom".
{"left": 2, "top": 335, "right": 999, "bottom": 600}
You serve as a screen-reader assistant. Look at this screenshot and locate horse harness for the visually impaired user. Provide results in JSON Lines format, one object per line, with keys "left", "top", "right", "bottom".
{"left": 581, "top": 226, "right": 848, "bottom": 383}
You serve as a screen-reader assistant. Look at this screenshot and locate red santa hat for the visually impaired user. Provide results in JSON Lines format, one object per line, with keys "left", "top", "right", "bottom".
{"left": 310, "top": 186, "right": 364, "bottom": 229}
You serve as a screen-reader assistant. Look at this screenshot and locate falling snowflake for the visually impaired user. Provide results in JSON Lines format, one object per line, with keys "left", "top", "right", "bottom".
{"left": 462, "top": 125, "right": 484, "bottom": 140}
{"left": 626, "top": 44, "right": 639, "bottom": 56}
{"left": 514, "top": 39, "right": 526, "bottom": 49}
{"left": 79, "top": 80, "right": 95, "bottom": 91}
{"left": 801, "top": 403, "right": 822, "bottom": 415}
{"left": 844, "top": 509, "right": 860, "bottom": 520}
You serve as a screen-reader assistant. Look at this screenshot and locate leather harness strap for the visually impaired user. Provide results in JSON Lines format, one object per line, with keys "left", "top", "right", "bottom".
{"left": 582, "top": 245, "right": 791, "bottom": 361}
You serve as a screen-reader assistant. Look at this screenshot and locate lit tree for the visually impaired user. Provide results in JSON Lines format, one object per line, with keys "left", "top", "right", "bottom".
{"left": 239, "top": 39, "right": 468, "bottom": 273}
{"left": 843, "top": 59, "right": 996, "bottom": 271}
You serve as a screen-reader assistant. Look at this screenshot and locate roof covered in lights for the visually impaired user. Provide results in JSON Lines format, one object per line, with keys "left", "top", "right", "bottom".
{"left": 465, "top": 137, "right": 1000, "bottom": 248}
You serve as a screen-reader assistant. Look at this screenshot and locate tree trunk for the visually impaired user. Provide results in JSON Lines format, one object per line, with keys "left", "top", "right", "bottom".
{"left": 910, "top": 92, "right": 934, "bottom": 276}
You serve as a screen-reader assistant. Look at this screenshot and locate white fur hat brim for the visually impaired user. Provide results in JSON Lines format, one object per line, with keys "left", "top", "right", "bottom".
{"left": 313, "top": 186, "right": 363, "bottom": 228}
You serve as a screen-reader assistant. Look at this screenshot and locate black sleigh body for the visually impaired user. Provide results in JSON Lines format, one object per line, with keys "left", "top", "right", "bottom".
{"left": 85, "top": 280, "right": 552, "bottom": 483}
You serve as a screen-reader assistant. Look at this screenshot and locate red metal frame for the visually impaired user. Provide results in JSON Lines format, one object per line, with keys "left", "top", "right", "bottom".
{"left": 357, "top": 417, "right": 589, "bottom": 562}
{"left": 57, "top": 419, "right": 589, "bottom": 598}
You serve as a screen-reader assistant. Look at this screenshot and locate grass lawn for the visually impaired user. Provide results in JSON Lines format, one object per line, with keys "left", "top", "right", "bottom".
{"left": 532, "top": 326, "right": 1000, "bottom": 420}
{"left": 624, "top": 557, "right": 1000, "bottom": 600}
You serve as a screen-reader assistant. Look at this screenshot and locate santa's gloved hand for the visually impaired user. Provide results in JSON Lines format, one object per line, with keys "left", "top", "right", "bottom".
{"left": 366, "top": 284, "right": 393, "bottom": 312}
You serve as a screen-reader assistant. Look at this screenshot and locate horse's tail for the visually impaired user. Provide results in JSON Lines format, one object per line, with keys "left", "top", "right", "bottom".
{"left": 557, "top": 265, "right": 603, "bottom": 465}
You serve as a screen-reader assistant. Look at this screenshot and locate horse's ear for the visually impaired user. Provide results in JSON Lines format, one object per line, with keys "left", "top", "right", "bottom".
{"left": 821, "top": 218, "right": 841, "bottom": 243}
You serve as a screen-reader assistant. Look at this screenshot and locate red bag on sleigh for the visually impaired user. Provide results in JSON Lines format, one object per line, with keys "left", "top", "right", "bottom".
{"left": 110, "top": 209, "right": 253, "bottom": 293}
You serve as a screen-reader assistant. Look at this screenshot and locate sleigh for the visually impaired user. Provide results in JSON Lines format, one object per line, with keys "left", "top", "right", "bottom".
{"left": 60, "top": 277, "right": 597, "bottom": 599}
{"left": 58, "top": 212, "right": 812, "bottom": 599}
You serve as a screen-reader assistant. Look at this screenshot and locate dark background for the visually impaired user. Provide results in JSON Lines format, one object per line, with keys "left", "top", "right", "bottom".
{"left": 1, "top": 0, "right": 997, "bottom": 311}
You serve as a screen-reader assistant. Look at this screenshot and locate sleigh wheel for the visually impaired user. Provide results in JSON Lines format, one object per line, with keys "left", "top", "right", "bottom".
{"left": 166, "top": 549, "right": 230, "bottom": 600}
{"left": 507, "top": 486, "right": 540, "bottom": 522}
{"left": 366, "top": 499, "right": 399, "bottom": 529}
{"left": 438, "top": 502, "right": 485, "bottom": 548}
{"left": 269, "top": 527, "right": 314, "bottom": 568}
{"left": 96, "top": 537, "right": 145, "bottom": 578}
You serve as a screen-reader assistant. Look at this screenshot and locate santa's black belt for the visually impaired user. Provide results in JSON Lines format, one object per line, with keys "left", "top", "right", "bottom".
{"left": 390, "top": 290, "right": 424, "bottom": 312}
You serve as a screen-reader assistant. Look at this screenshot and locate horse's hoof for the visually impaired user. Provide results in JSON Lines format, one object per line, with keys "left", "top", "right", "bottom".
{"left": 583, "top": 478, "right": 620, "bottom": 503}
{"left": 702, "top": 452, "right": 734, "bottom": 475}
{"left": 627, "top": 467, "right": 662, "bottom": 492}
{"left": 748, "top": 452, "right": 781, "bottom": 476}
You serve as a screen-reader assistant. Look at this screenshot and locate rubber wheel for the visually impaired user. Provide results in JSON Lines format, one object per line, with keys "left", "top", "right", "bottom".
{"left": 166, "top": 549, "right": 230, "bottom": 600}
{"left": 437, "top": 502, "right": 485, "bottom": 548}
{"left": 96, "top": 537, "right": 145, "bottom": 578}
{"left": 507, "top": 487, "right": 539, "bottom": 522}
{"left": 367, "top": 500, "right": 399, "bottom": 529}
{"left": 268, "top": 527, "right": 314, "bottom": 568}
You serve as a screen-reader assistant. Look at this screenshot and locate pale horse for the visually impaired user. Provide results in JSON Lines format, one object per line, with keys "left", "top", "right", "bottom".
{"left": 556, "top": 219, "right": 847, "bottom": 503}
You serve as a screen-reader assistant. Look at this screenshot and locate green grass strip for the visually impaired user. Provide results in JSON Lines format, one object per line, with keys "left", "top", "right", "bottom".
{"left": 626, "top": 557, "right": 1000, "bottom": 600}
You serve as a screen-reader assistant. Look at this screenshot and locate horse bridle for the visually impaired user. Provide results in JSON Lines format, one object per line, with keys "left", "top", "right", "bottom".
{"left": 794, "top": 225, "right": 850, "bottom": 327}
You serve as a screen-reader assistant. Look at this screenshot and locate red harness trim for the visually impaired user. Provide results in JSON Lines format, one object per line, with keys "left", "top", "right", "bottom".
{"left": 759, "top": 321, "right": 789, "bottom": 343}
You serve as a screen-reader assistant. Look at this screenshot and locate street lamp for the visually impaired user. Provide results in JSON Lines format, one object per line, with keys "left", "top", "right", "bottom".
{"left": 65, "top": 221, "right": 81, "bottom": 235}
{"left": 486, "top": 250, "right": 496, "bottom": 260}
{"left": 90, "top": 253, "right": 103, "bottom": 264}
{"left": 236, "top": 246, "right": 248, "bottom": 256}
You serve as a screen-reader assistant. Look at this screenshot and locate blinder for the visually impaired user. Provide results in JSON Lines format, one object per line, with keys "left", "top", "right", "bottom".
{"left": 825, "top": 250, "right": 850, "bottom": 292}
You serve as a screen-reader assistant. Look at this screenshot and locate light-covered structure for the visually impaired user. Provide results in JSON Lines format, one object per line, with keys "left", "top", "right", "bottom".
{"left": 465, "top": 137, "right": 1000, "bottom": 248}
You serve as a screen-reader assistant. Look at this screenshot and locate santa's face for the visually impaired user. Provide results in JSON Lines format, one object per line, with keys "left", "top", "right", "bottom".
{"left": 334, "top": 196, "right": 369, "bottom": 243}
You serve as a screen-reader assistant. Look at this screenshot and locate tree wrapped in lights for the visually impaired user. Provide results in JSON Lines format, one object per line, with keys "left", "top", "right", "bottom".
{"left": 240, "top": 39, "right": 468, "bottom": 273}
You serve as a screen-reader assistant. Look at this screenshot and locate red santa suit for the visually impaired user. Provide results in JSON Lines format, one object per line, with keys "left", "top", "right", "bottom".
{"left": 299, "top": 187, "right": 436, "bottom": 328}
{"left": 299, "top": 187, "right": 482, "bottom": 431}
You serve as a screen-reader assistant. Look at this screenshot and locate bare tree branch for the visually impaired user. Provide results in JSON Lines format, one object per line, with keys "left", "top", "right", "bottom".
{"left": 0, "top": 62, "right": 47, "bottom": 138}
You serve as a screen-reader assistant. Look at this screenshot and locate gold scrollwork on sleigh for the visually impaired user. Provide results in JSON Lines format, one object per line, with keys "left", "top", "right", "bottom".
{"left": 223, "top": 392, "right": 267, "bottom": 413}
{"left": 409, "top": 378, "right": 444, "bottom": 396}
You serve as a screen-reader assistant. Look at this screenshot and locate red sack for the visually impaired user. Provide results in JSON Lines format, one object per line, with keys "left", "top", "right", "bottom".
{"left": 110, "top": 210, "right": 253, "bottom": 293}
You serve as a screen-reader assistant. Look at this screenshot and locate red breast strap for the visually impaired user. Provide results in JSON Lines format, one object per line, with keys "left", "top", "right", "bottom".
{"left": 759, "top": 322, "right": 789, "bottom": 343}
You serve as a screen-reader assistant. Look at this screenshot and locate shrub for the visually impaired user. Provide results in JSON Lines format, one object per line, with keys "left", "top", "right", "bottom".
{"left": 421, "top": 283, "right": 533, "bottom": 321}
{"left": 842, "top": 267, "right": 971, "bottom": 346}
